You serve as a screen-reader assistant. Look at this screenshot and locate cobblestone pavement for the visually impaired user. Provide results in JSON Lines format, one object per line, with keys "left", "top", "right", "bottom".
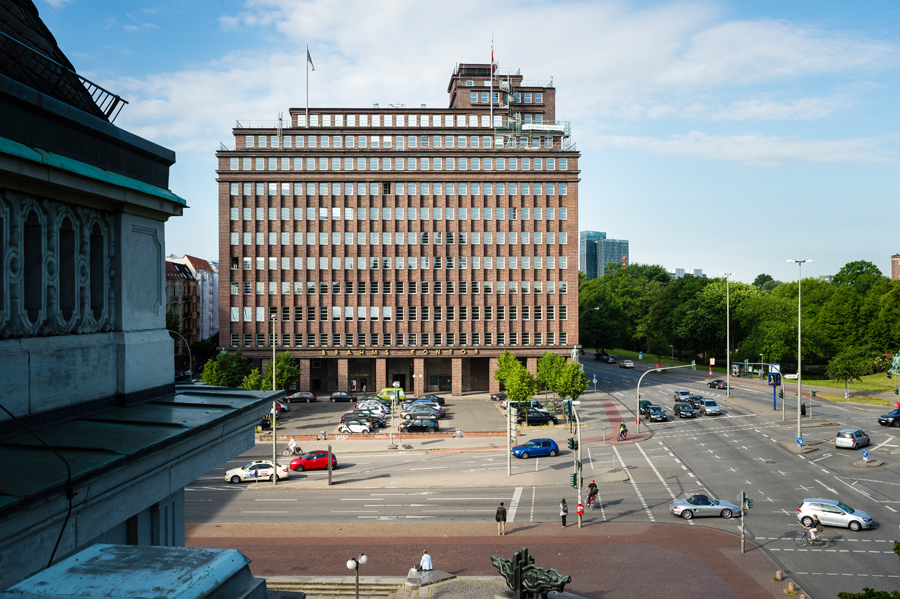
{"left": 188, "top": 521, "right": 786, "bottom": 599}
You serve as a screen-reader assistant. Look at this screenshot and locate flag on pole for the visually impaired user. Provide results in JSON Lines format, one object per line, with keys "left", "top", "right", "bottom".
{"left": 307, "top": 49, "right": 315, "bottom": 71}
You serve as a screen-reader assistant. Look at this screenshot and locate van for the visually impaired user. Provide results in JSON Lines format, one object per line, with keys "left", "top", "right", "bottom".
{"left": 377, "top": 388, "right": 406, "bottom": 402}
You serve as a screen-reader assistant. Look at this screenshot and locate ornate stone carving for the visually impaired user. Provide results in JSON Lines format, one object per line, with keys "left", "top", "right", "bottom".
{"left": 0, "top": 189, "right": 116, "bottom": 338}
{"left": 491, "top": 547, "right": 571, "bottom": 599}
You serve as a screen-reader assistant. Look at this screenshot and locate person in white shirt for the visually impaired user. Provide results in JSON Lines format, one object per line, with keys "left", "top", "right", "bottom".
{"left": 419, "top": 549, "right": 433, "bottom": 571}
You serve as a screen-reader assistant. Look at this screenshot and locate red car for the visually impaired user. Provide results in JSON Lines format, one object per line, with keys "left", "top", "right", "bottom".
{"left": 289, "top": 451, "right": 338, "bottom": 472}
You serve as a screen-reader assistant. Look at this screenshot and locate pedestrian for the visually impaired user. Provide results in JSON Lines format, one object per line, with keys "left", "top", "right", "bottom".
{"left": 560, "top": 498, "right": 568, "bottom": 527}
{"left": 362, "top": 384, "right": 367, "bottom": 394}
{"left": 496, "top": 501, "right": 507, "bottom": 535}
{"left": 418, "top": 549, "right": 433, "bottom": 571}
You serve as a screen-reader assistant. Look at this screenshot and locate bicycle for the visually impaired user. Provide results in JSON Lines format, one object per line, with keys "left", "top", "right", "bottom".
{"left": 617, "top": 430, "right": 629, "bottom": 442}
{"left": 795, "top": 526, "right": 829, "bottom": 548}
{"left": 585, "top": 493, "right": 599, "bottom": 510}
{"left": 280, "top": 445, "right": 304, "bottom": 457}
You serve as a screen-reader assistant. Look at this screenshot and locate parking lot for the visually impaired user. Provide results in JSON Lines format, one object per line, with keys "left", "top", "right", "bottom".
{"left": 275, "top": 396, "right": 512, "bottom": 437}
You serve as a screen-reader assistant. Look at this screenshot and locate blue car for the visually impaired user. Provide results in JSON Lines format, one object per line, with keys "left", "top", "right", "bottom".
{"left": 510, "top": 438, "right": 559, "bottom": 459}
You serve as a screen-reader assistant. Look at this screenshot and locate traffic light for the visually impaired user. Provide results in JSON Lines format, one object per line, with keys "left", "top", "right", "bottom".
{"left": 895, "top": 388, "right": 898, "bottom": 396}
{"left": 569, "top": 473, "right": 578, "bottom": 488}
{"left": 564, "top": 400, "right": 572, "bottom": 416}
{"left": 811, "top": 391, "right": 817, "bottom": 398}
{"left": 691, "top": 360, "right": 696, "bottom": 370}
{"left": 745, "top": 498, "right": 754, "bottom": 510}
{"left": 778, "top": 389, "right": 784, "bottom": 399}
{"left": 567, "top": 437, "right": 576, "bottom": 450}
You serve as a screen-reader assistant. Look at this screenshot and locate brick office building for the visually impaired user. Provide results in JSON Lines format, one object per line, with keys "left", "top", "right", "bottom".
{"left": 217, "top": 62, "right": 580, "bottom": 396}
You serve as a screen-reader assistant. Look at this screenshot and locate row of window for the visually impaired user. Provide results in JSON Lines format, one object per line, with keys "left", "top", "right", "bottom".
{"left": 468, "top": 90, "right": 543, "bottom": 105}
{"left": 244, "top": 133, "right": 561, "bottom": 151}
{"left": 230, "top": 230, "right": 568, "bottom": 248}
{"left": 229, "top": 330, "right": 569, "bottom": 349}
{"left": 227, "top": 182, "right": 569, "bottom": 202}
{"left": 230, "top": 279, "right": 569, "bottom": 295}
{"left": 226, "top": 254, "right": 569, "bottom": 271}
{"left": 231, "top": 303, "right": 568, "bottom": 323}
{"left": 288, "top": 112, "right": 519, "bottom": 129}
{"left": 229, "top": 204, "right": 567, "bottom": 223}
{"left": 229, "top": 154, "right": 569, "bottom": 172}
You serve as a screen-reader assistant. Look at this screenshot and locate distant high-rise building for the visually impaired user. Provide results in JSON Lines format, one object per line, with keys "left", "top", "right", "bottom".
{"left": 892, "top": 254, "right": 900, "bottom": 281}
{"left": 597, "top": 238, "right": 629, "bottom": 277}
{"left": 667, "top": 267, "right": 705, "bottom": 279}
{"left": 579, "top": 231, "right": 606, "bottom": 278}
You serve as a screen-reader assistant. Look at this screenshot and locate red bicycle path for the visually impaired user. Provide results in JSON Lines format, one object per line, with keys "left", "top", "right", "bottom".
{"left": 187, "top": 521, "right": 788, "bottom": 599}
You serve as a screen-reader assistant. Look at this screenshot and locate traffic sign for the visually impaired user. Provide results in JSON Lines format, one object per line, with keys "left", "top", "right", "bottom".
{"left": 639, "top": 351, "right": 643, "bottom": 360}
{"left": 862, "top": 449, "right": 869, "bottom": 459}
{"left": 797, "top": 437, "right": 804, "bottom": 446}
{"left": 593, "top": 375, "right": 597, "bottom": 383}
{"left": 784, "top": 374, "right": 799, "bottom": 380}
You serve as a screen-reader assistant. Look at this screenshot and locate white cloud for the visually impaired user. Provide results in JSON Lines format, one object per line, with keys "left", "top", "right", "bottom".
{"left": 40, "top": 0, "right": 71, "bottom": 9}
{"left": 594, "top": 131, "right": 891, "bottom": 164}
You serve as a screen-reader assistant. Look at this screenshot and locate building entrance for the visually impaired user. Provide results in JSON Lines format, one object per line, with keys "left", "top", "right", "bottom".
{"left": 391, "top": 374, "right": 406, "bottom": 391}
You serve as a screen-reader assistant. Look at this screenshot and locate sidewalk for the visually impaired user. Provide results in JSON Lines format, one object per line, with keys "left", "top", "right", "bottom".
{"left": 187, "top": 522, "right": 789, "bottom": 599}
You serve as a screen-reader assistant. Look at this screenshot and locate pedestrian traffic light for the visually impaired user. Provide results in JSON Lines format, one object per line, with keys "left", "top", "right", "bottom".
{"left": 778, "top": 389, "right": 784, "bottom": 399}
{"left": 570, "top": 473, "right": 578, "bottom": 488}
{"left": 691, "top": 360, "right": 696, "bottom": 370}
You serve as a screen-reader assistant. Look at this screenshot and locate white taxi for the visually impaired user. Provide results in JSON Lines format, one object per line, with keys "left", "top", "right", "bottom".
{"left": 225, "top": 460, "right": 290, "bottom": 484}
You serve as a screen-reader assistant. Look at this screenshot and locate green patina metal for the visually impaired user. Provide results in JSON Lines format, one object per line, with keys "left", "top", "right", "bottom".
{"left": 491, "top": 547, "right": 571, "bottom": 599}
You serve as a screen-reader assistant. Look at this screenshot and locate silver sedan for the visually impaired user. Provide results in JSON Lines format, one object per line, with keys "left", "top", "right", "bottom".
{"left": 670, "top": 494, "right": 740, "bottom": 520}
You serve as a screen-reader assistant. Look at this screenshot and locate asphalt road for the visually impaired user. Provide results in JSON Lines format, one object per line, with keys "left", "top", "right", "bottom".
{"left": 187, "top": 362, "right": 900, "bottom": 599}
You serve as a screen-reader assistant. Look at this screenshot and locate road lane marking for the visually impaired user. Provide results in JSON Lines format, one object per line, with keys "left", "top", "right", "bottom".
{"left": 242, "top": 511, "right": 289, "bottom": 514}
{"left": 254, "top": 498, "right": 297, "bottom": 501}
{"left": 612, "top": 445, "right": 655, "bottom": 522}
{"left": 507, "top": 487, "right": 524, "bottom": 522}
{"left": 815, "top": 479, "right": 838, "bottom": 494}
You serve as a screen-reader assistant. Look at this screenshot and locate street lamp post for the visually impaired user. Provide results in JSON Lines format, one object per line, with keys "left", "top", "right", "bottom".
{"left": 346, "top": 553, "right": 368, "bottom": 599}
{"left": 271, "top": 315, "right": 278, "bottom": 486}
{"left": 787, "top": 259, "right": 812, "bottom": 440}
{"left": 669, "top": 344, "right": 674, "bottom": 367}
{"left": 167, "top": 330, "right": 192, "bottom": 382}
{"left": 721, "top": 273, "right": 735, "bottom": 399}
{"left": 759, "top": 354, "right": 764, "bottom": 379}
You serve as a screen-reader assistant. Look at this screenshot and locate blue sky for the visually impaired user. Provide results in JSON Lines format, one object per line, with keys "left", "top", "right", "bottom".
{"left": 39, "top": 0, "right": 900, "bottom": 284}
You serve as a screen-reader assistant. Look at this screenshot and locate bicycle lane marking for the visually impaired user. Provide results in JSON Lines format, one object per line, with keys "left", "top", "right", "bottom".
{"left": 636, "top": 442, "right": 692, "bottom": 525}
{"left": 611, "top": 444, "right": 655, "bottom": 522}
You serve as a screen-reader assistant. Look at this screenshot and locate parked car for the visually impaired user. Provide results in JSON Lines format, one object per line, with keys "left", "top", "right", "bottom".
{"left": 341, "top": 412, "right": 385, "bottom": 428}
{"left": 270, "top": 401, "right": 289, "bottom": 415}
{"left": 401, "top": 407, "right": 441, "bottom": 420}
{"left": 835, "top": 428, "right": 870, "bottom": 450}
{"left": 639, "top": 400, "right": 653, "bottom": 416}
{"left": 578, "top": 347, "right": 585, "bottom": 355}
{"left": 878, "top": 408, "right": 900, "bottom": 427}
{"left": 355, "top": 401, "right": 388, "bottom": 414}
{"left": 619, "top": 360, "right": 634, "bottom": 369}
{"left": 674, "top": 389, "right": 692, "bottom": 402}
{"left": 510, "top": 438, "right": 560, "bottom": 459}
{"left": 605, "top": 356, "right": 617, "bottom": 364}
{"left": 490, "top": 392, "right": 507, "bottom": 402}
{"left": 290, "top": 451, "right": 337, "bottom": 472}
{"left": 516, "top": 409, "right": 558, "bottom": 426}
{"left": 797, "top": 498, "right": 874, "bottom": 531}
{"left": 700, "top": 399, "right": 720, "bottom": 415}
{"left": 330, "top": 391, "right": 356, "bottom": 402}
{"left": 286, "top": 391, "right": 317, "bottom": 403}
{"left": 673, "top": 402, "right": 695, "bottom": 418}
{"left": 707, "top": 379, "right": 728, "bottom": 389}
{"left": 647, "top": 405, "right": 667, "bottom": 422}
{"left": 400, "top": 418, "right": 439, "bottom": 433}
{"left": 670, "top": 494, "right": 740, "bottom": 520}
{"left": 503, "top": 399, "right": 548, "bottom": 412}
{"left": 225, "top": 460, "right": 289, "bottom": 484}
{"left": 376, "top": 387, "right": 406, "bottom": 402}
{"left": 689, "top": 395, "right": 706, "bottom": 410}
{"left": 415, "top": 394, "right": 446, "bottom": 406}
{"left": 402, "top": 399, "right": 441, "bottom": 412}
{"left": 339, "top": 420, "right": 371, "bottom": 434}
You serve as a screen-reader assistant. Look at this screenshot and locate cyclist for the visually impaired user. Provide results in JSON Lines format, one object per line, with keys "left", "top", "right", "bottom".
{"left": 807, "top": 514, "right": 822, "bottom": 542}
{"left": 585, "top": 480, "right": 599, "bottom": 507}
{"left": 618, "top": 422, "right": 628, "bottom": 441}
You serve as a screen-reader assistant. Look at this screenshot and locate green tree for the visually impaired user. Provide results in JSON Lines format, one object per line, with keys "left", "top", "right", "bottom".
{"left": 240, "top": 352, "right": 302, "bottom": 391}
{"left": 200, "top": 349, "right": 252, "bottom": 388}
{"left": 493, "top": 351, "right": 521, "bottom": 388}
{"left": 504, "top": 362, "right": 537, "bottom": 404}
{"left": 832, "top": 260, "right": 888, "bottom": 295}
{"left": 556, "top": 362, "right": 589, "bottom": 403}
{"left": 240, "top": 369, "right": 264, "bottom": 390}
{"left": 165, "top": 308, "right": 181, "bottom": 334}
{"left": 536, "top": 352, "right": 566, "bottom": 395}
{"left": 752, "top": 273, "right": 774, "bottom": 290}
{"left": 837, "top": 541, "right": 900, "bottom": 598}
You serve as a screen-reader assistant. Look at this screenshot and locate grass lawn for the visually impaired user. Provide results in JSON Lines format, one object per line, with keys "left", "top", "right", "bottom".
{"left": 815, "top": 393, "right": 895, "bottom": 408}
{"left": 593, "top": 348, "right": 733, "bottom": 376}
{"left": 803, "top": 372, "right": 899, "bottom": 394}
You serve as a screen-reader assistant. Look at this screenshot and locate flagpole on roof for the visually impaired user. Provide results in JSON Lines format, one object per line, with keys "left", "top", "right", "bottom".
{"left": 306, "top": 44, "right": 309, "bottom": 128}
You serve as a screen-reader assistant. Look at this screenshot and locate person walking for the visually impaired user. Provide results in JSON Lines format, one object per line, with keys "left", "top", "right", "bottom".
{"left": 560, "top": 498, "right": 568, "bottom": 527}
{"left": 418, "top": 549, "right": 433, "bottom": 571}
{"left": 496, "top": 502, "right": 507, "bottom": 535}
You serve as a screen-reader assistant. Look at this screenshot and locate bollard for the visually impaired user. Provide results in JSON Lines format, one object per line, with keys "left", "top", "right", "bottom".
{"left": 788, "top": 581, "right": 796, "bottom": 592}
{"left": 775, "top": 571, "right": 783, "bottom": 581}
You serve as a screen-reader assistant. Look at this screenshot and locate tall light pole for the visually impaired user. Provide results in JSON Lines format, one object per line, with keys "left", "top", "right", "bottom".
{"left": 168, "top": 329, "right": 192, "bottom": 382}
{"left": 346, "top": 553, "right": 368, "bottom": 599}
{"left": 787, "top": 259, "right": 811, "bottom": 440}
{"left": 271, "top": 315, "right": 278, "bottom": 486}
{"left": 721, "top": 273, "right": 734, "bottom": 399}
{"left": 669, "top": 344, "right": 674, "bottom": 367}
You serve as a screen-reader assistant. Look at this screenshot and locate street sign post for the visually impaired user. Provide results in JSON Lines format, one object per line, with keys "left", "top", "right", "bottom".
{"left": 797, "top": 437, "right": 804, "bottom": 446}
{"left": 862, "top": 449, "right": 869, "bottom": 464}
